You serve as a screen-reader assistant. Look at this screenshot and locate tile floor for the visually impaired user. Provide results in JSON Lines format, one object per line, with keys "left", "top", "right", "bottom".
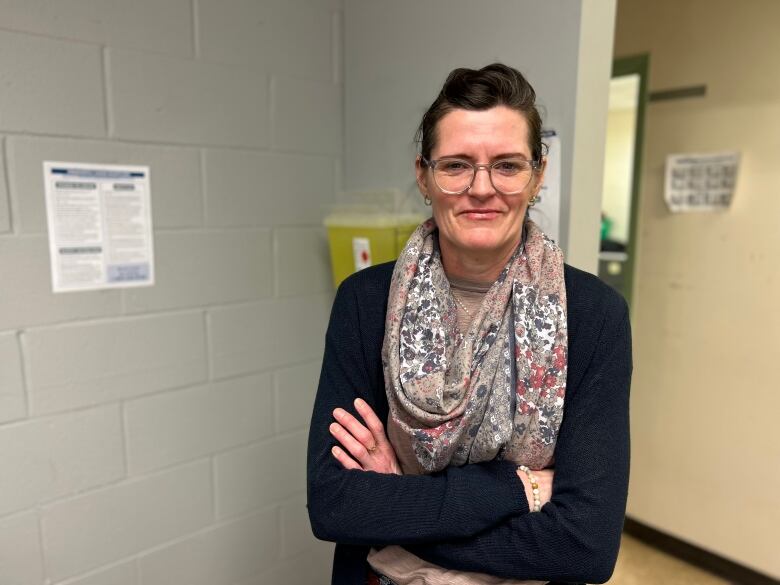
{"left": 607, "top": 534, "right": 732, "bottom": 584}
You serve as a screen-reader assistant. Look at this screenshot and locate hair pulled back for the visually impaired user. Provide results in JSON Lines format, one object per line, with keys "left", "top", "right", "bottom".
{"left": 416, "top": 63, "right": 543, "bottom": 164}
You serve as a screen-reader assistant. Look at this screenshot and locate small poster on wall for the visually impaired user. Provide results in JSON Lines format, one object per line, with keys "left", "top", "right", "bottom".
{"left": 529, "top": 129, "right": 561, "bottom": 243}
{"left": 664, "top": 151, "right": 740, "bottom": 213}
{"left": 43, "top": 161, "right": 155, "bottom": 293}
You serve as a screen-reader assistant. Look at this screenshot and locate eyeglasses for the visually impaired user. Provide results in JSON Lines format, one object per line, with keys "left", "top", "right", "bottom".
{"left": 422, "top": 156, "right": 540, "bottom": 195}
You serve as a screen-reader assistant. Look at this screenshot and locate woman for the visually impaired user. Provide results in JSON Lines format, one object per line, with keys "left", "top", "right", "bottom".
{"left": 307, "top": 63, "right": 632, "bottom": 585}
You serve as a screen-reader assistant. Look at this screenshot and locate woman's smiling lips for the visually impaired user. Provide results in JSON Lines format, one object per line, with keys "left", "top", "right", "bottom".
{"left": 458, "top": 209, "right": 502, "bottom": 220}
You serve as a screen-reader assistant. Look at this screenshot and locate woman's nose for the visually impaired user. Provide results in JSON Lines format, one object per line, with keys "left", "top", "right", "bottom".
{"left": 468, "top": 166, "right": 495, "bottom": 197}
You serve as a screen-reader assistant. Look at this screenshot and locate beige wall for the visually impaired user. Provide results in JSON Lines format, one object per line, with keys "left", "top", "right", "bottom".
{"left": 615, "top": 0, "right": 780, "bottom": 578}
{"left": 603, "top": 107, "right": 637, "bottom": 243}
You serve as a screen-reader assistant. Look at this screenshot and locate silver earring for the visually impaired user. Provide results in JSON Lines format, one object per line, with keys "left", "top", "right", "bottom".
{"left": 424, "top": 195, "right": 431, "bottom": 206}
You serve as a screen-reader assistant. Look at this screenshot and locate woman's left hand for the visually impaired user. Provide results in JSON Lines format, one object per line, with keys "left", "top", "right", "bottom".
{"left": 329, "top": 398, "right": 401, "bottom": 475}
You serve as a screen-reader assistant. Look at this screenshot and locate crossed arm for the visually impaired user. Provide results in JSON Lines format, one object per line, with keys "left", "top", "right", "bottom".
{"left": 329, "top": 398, "right": 554, "bottom": 525}
{"left": 306, "top": 277, "right": 632, "bottom": 583}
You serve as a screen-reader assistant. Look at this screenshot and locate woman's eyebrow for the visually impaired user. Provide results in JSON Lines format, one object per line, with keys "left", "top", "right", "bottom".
{"left": 434, "top": 152, "right": 475, "bottom": 160}
{"left": 493, "top": 152, "right": 532, "bottom": 160}
{"left": 436, "top": 152, "right": 532, "bottom": 161}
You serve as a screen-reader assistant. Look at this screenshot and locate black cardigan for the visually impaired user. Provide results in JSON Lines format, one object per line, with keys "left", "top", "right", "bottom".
{"left": 307, "top": 261, "right": 632, "bottom": 585}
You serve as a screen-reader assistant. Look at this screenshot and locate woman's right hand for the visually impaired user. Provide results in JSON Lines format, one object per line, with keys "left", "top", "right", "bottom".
{"left": 329, "top": 398, "right": 402, "bottom": 475}
{"left": 516, "top": 468, "right": 554, "bottom": 510}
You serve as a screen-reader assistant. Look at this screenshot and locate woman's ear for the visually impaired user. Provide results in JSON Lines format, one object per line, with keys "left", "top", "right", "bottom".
{"left": 415, "top": 156, "right": 429, "bottom": 196}
{"left": 531, "top": 156, "right": 547, "bottom": 197}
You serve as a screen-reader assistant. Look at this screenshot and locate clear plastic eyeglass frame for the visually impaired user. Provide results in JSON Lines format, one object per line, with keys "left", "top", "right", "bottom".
{"left": 421, "top": 156, "right": 541, "bottom": 195}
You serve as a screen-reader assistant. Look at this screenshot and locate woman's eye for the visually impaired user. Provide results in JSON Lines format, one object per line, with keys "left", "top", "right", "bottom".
{"left": 494, "top": 160, "right": 527, "bottom": 174}
{"left": 441, "top": 161, "right": 469, "bottom": 173}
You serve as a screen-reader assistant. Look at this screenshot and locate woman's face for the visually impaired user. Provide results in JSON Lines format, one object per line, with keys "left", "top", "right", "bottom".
{"left": 416, "top": 105, "right": 545, "bottom": 264}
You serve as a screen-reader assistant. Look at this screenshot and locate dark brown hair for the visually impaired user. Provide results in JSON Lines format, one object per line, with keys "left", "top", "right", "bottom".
{"left": 416, "top": 63, "right": 543, "bottom": 164}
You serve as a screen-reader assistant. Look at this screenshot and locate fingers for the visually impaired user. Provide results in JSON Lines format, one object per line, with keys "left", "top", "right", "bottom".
{"left": 354, "top": 398, "right": 388, "bottom": 444}
{"left": 329, "top": 400, "right": 402, "bottom": 475}
{"left": 331, "top": 445, "right": 362, "bottom": 470}
{"left": 330, "top": 422, "right": 373, "bottom": 464}
{"left": 333, "top": 407, "right": 377, "bottom": 451}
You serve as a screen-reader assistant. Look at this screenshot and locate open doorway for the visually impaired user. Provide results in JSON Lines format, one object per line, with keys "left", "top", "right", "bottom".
{"left": 598, "top": 55, "right": 649, "bottom": 307}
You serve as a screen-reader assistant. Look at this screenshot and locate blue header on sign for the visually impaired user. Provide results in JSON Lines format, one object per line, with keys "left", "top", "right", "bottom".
{"left": 51, "top": 167, "right": 145, "bottom": 179}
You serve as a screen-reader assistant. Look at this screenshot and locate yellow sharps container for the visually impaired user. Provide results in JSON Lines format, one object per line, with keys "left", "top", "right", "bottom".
{"left": 325, "top": 212, "right": 423, "bottom": 288}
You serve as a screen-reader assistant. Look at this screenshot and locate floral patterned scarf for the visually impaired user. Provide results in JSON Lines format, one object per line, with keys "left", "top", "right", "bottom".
{"left": 382, "top": 217, "right": 567, "bottom": 474}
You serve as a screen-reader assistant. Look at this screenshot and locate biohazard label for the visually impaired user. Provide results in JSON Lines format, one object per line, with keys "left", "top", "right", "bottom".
{"left": 352, "top": 237, "right": 372, "bottom": 271}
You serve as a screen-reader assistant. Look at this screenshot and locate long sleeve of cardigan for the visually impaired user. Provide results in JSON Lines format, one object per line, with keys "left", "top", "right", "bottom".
{"left": 307, "top": 272, "right": 529, "bottom": 545}
{"left": 307, "top": 264, "right": 632, "bottom": 584}
{"left": 407, "top": 303, "right": 633, "bottom": 584}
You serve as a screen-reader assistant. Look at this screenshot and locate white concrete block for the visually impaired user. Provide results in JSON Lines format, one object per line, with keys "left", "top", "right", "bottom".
{"left": 0, "top": 31, "right": 105, "bottom": 137}
{"left": 7, "top": 136, "right": 202, "bottom": 234}
{"left": 214, "top": 431, "right": 307, "bottom": 519}
{"left": 138, "top": 508, "right": 279, "bottom": 585}
{"left": 60, "top": 561, "right": 137, "bottom": 585}
{"left": 124, "top": 230, "right": 272, "bottom": 314}
{"left": 334, "top": 156, "right": 344, "bottom": 194}
{"left": 203, "top": 149, "right": 336, "bottom": 227}
{"left": 208, "top": 295, "right": 330, "bottom": 379}
{"left": 280, "top": 494, "right": 319, "bottom": 559}
{"left": 125, "top": 373, "right": 274, "bottom": 474}
{"left": 198, "top": 0, "right": 333, "bottom": 81}
{"left": 283, "top": 0, "right": 343, "bottom": 9}
{"left": 0, "top": 332, "right": 26, "bottom": 423}
{"left": 109, "top": 49, "right": 268, "bottom": 148}
{"left": 24, "top": 312, "right": 207, "bottom": 415}
{"left": 275, "top": 361, "right": 321, "bottom": 433}
{"left": 274, "top": 228, "right": 332, "bottom": 297}
{"left": 0, "top": 512, "right": 44, "bottom": 585}
{"left": 241, "top": 543, "right": 333, "bottom": 585}
{"left": 0, "top": 0, "right": 193, "bottom": 57}
{"left": 0, "top": 236, "right": 122, "bottom": 331}
{"left": 42, "top": 460, "right": 213, "bottom": 582}
{"left": 272, "top": 76, "right": 342, "bottom": 155}
{"left": 0, "top": 138, "right": 10, "bottom": 233}
{"left": 0, "top": 405, "right": 124, "bottom": 517}
{"left": 264, "top": 2, "right": 335, "bottom": 81}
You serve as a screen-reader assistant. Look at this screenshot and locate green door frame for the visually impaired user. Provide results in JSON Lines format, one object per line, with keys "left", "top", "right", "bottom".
{"left": 611, "top": 54, "right": 649, "bottom": 309}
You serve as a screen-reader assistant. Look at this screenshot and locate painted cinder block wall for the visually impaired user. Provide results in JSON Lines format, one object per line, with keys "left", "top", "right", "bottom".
{"left": 0, "top": 1, "right": 339, "bottom": 583}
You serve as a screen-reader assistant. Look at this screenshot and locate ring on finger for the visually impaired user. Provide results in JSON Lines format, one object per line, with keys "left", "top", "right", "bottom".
{"left": 367, "top": 443, "right": 377, "bottom": 454}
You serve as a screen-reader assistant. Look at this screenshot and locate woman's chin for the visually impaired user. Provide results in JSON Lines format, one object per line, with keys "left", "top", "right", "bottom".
{"left": 438, "top": 219, "right": 523, "bottom": 257}
{"left": 452, "top": 236, "right": 510, "bottom": 255}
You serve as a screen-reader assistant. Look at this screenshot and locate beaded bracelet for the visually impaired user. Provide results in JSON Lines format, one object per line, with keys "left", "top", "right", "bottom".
{"left": 518, "top": 465, "right": 541, "bottom": 512}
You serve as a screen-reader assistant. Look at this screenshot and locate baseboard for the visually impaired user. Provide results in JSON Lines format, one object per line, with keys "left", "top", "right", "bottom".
{"left": 623, "top": 517, "right": 778, "bottom": 585}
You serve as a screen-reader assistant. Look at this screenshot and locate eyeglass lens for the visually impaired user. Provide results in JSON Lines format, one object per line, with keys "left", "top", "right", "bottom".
{"left": 433, "top": 158, "right": 533, "bottom": 194}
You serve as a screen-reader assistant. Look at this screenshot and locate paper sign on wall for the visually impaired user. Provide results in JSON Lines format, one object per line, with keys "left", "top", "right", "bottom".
{"left": 664, "top": 151, "right": 739, "bottom": 213}
{"left": 43, "top": 162, "right": 155, "bottom": 293}
{"left": 529, "top": 129, "right": 561, "bottom": 243}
